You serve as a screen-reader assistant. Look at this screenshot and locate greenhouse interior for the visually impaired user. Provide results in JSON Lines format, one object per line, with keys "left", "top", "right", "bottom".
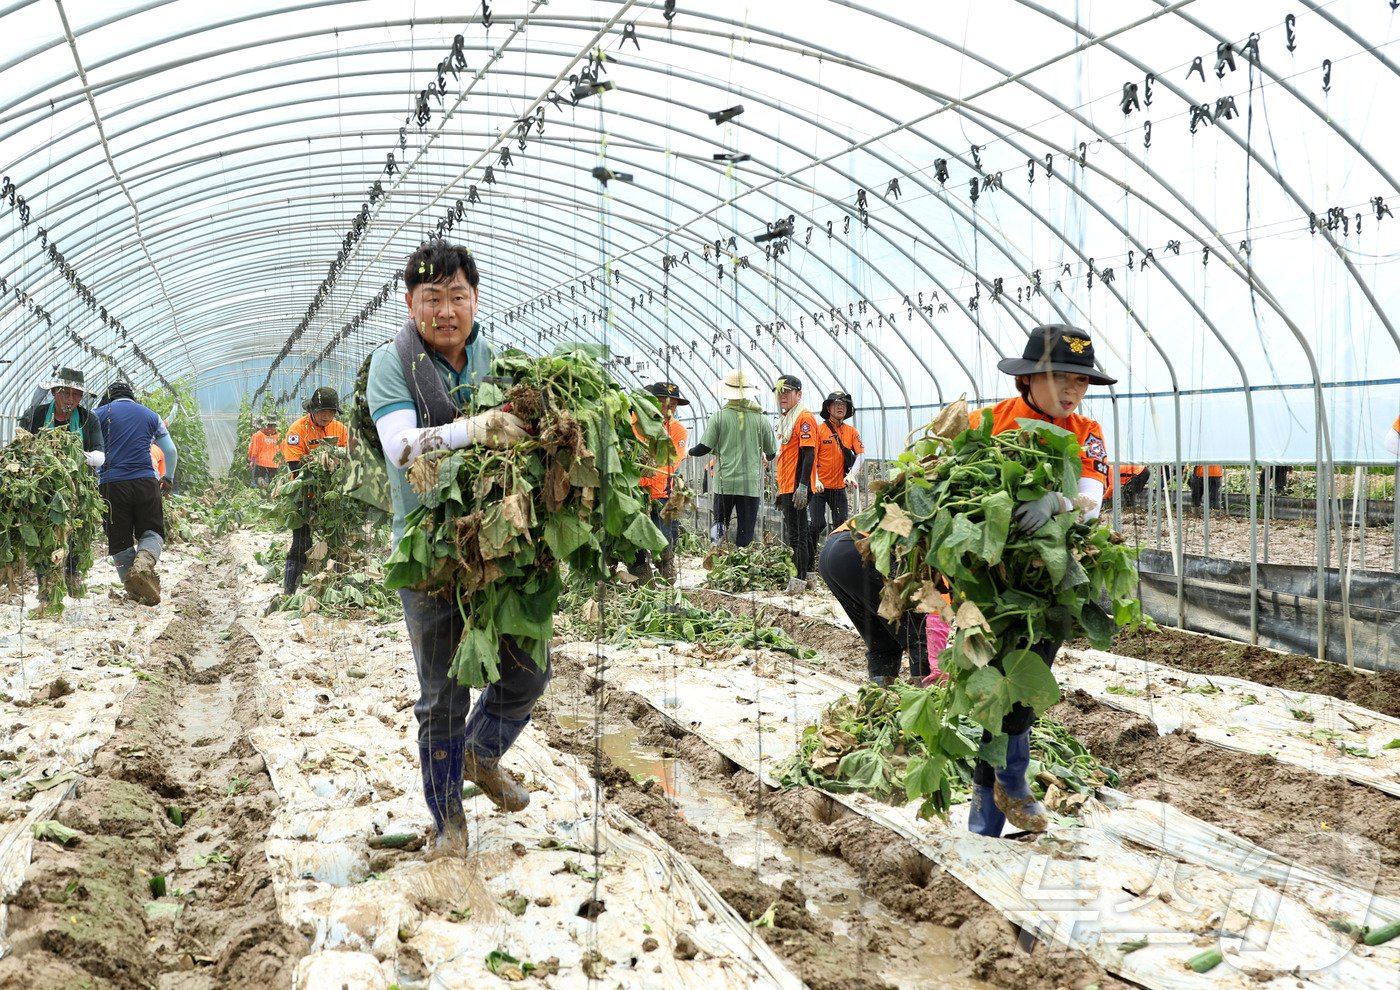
{"left": 0, "top": 1, "right": 1398, "bottom": 988}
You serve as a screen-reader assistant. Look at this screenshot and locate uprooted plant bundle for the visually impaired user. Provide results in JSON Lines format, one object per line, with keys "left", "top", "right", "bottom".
{"left": 848, "top": 400, "right": 1148, "bottom": 817}
{"left": 560, "top": 582, "right": 814, "bottom": 659}
{"left": 385, "top": 343, "right": 671, "bottom": 687}
{"left": 270, "top": 444, "right": 389, "bottom": 571}
{"left": 0, "top": 427, "right": 104, "bottom": 612}
{"left": 702, "top": 538, "right": 796, "bottom": 592}
{"left": 776, "top": 681, "right": 1118, "bottom": 809}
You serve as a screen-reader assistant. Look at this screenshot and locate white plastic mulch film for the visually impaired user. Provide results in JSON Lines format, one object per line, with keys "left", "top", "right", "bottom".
{"left": 568, "top": 639, "right": 1400, "bottom": 990}
{"left": 0, "top": 2, "right": 1396, "bottom": 467}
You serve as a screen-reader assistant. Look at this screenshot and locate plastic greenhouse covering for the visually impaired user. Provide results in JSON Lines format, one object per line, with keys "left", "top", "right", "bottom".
{"left": 0, "top": 0, "right": 1395, "bottom": 474}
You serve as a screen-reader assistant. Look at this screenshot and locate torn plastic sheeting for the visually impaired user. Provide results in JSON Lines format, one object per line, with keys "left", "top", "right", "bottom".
{"left": 597, "top": 642, "right": 1400, "bottom": 990}
{"left": 293, "top": 950, "right": 389, "bottom": 990}
{"left": 1082, "top": 793, "right": 1400, "bottom": 958}
{"left": 266, "top": 732, "right": 805, "bottom": 989}
{"left": 244, "top": 615, "right": 806, "bottom": 989}
{"left": 1055, "top": 647, "right": 1400, "bottom": 798}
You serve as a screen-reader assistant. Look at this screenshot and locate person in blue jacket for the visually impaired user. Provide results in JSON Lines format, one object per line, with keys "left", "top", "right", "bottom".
{"left": 93, "top": 382, "right": 177, "bottom": 605}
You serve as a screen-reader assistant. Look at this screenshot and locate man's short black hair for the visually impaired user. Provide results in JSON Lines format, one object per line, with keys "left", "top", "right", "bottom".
{"left": 403, "top": 241, "right": 479, "bottom": 292}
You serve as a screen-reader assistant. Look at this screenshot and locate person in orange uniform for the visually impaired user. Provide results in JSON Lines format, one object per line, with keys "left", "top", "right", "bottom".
{"left": 1190, "top": 463, "right": 1224, "bottom": 510}
{"left": 773, "top": 373, "right": 819, "bottom": 592}
{"left": 819, "top": 324, "right": 1115, "bottom": 839}
{"left": 280, "top": 386, "right": 349, "bottom": 594}
{"left": 1386, "top": 416, "right": 1400, "bottom": 457}
{"left": 809, "top": 390, "right": 864, "bottom": 539}
{"left": 247, "top": 418, "right": 281, "bottom": 487}
{"left": 636, "top": 381, "right": 689, "bottom": 581}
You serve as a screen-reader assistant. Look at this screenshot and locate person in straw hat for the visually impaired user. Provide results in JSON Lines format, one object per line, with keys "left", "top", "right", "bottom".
{"left": 688, "top": 369, "right": 776, "bottom": 548}
{"left": 19, "top": 366, "right": 107, "bottom": 596}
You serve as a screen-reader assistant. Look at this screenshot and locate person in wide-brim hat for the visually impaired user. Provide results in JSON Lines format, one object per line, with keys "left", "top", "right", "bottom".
{"left": 716, "top": 369, "right": 759, "bottom": 403}
{"left": 40, "top": 366, "right": 89, "bottom": 393}
{"left": 996, "top": 324, "right": 1117, "bottom": 385}
{"left": 820, "top": 390, "right": 855, "bottom": 420}
{"left": 644, "top": 381, "right": 690, "bottom": 406}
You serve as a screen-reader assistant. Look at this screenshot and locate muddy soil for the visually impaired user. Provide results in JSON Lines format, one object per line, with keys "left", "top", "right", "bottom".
{"left": 0, "top": 545, "right": 302, "bottom": 990}
{"left": 1116, "top": 506, "right": 1396, "bottom": 572}
{"left": 545, "top": 649, "right": 1131, "bottom": 990}
{"left": 1075, "top": 625, "right": 1400, "bottom": 720}
{"left": 684, "top": 587, "right": 869, "bottom": 684}
{"left": 1054, "top": 689, "right": 1400, "bottom": 897}
{"left": 742, "top": 595, "right": 1400, "bottom": 892}
{"left": 537, "top": 668, "right": 895, "bottom": 990}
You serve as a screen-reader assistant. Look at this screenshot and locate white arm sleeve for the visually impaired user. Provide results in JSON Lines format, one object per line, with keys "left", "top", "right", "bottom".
{"left": 375, "top": 408, "right": 472, "bottom": 468}
{"left": 1077, "top": 477, "right": 1106, "bottom": 521}
{"left": 1386, "top": 428, "right": 1400, "bottom": 456}
{"left": 849, "top": 453, "right": 864, "bottom": 475}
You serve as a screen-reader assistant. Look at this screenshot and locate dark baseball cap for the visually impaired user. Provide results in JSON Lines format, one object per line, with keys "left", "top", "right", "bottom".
{"left": 774, "top": 373, "right": 803, "bottom": 393}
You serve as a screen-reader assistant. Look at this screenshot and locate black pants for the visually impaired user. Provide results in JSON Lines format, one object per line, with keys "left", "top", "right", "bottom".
{"left": 713, "top": 493, "right": 759, "bottom": 547}
{"left": 251, "top": 465, "right": 277, "bottom": 486}
{"left": 818, "top": 531, "right": 929, "bottom": 680}
{"left": 400, "top": 587, "right": 552, "bottom": 751}
{"left": 1258, "top": 466, "right": 1290, "bottom": 496}
{"left": 971, "top": 640, "right": 1061, "bottom": 787}
{"left": 1190, "top": 474, "right": 1223, "bottom": 509}
{"left": 778, "top": 492, "right": 814, "bottom": 576}
{"left": 807, "top": 488, "right": 849, "bottom": 538}
{"left": 100, "top": 478, "right": 165, "bottom": 557}
{"left": 285, "top": 524, "right": 311, "bottom": 593}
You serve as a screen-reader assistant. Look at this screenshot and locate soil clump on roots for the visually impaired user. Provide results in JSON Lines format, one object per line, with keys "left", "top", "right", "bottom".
{"left": 0, "top": 546, "right": 302, "bottom": 990}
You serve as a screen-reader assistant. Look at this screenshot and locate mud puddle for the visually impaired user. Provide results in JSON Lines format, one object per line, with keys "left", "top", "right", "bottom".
{"left": 0, "top": 539, "right": 302, "bottom": 990}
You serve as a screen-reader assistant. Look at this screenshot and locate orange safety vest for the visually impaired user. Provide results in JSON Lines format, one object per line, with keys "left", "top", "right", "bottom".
{"left": 969, "top": 396, "right": 1109, "bottom": 488}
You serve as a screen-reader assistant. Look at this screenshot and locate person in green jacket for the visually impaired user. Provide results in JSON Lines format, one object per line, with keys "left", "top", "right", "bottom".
{"left": 688, "top": 369, "right": 777, "bottom": 547}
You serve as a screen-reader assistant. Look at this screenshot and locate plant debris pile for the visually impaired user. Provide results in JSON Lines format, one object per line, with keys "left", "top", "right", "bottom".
{"left": 847, "top": 401, "right": 1148, "bottom": 816}
{"left": 0, "top": 427, "right": 104, "bottom": 612}
{"left": 561, "top": 583, "right": 814, "bottom": 659}
{"left": 166, "top": 480, "right": 268, "bottom": 542}
{"left": 703, "top": 538, "right": 796, "bottom": 592}
{"left": 281, "top": 568, "right": 403, "bottom": 624}
{"left": 777, "top": 682, "right": 1118, "bottom": 810}
{"left": 386, "top": 343, "right": 670, "bottom": 686}
{"left": 270, "top": 444, "right": 388, "bottom": 573}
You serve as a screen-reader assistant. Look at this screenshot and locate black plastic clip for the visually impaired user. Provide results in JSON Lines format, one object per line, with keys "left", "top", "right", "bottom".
{"left": 1215, "top": 42, "right": 1236, "bottom": 78}
{"left": 481, "top": 0, "right": 492, "bottom": 28}
{"left": 1166, "top": 239, "right": 1181, "bottom": 255}
{"left": 483, "top": 166, "right": 496, "bottom": 185}
{"left": 855, "top": 188, "right": 868, "bottom": 211}
{"left": 934, "top": 158, "right": 948, "bottom": 184}
{"left": 969, "top": 177, "right": 980, "bottom": 205}
{"left": 1144, "top": 73, "right": 1154, "bottom": 107}
{"left": 885, "top": 177, "right": 902, "bottom": 199}
{"left": 754, "top": 216, "right": 795, "bottom": 243}
{"left": 1078, "top": 141, "right": 1088, "bottom": 166}
{"left": 591, "top": 166, "right": 633, "bottom": 184}
{"left": 1143, "top": 120, "right": 1152, "bottom": 149}
{"left": 1286, "top": 14, "right": 1297, "bottom": 53}
{"left": 385, "top": 152, "right": 398, "bottom": 175}
{"left": 708, "top": 104, "right": 744, "bottom": 125}
{"left": 1322, "top": 59, "right": 1331, "bottom": 93}
{"left": 1027, "top": 157, "right": 1036, "bottom": 185}
{"left": 1187, "top": 56, "right": 1205, "bottom": 82}
{"left": 415, "top": 91, "right": 431, "bottom": 127}
{"left": 1121, "top": 82, "right": 1140, "bottom": 115}
{"left": 399, "top": 126, "right": 407, "bottom": 150}
{"left": 1189, "top": 103, "right": 1213, "bottom": 133}
{"left": 451, "top": 35, "right": 467, "bottom": 75}
{"left": 468, "top": 184, "right": 481, "bottom": 205}
{"left": 1243, "top": 33, "right": 1260, "bottom": 66}
{"left": 498, "top": 147, "right": 513, "bottom": 169}
{"left": 620, "top": 22, "right": 640, "bottom": 50}
{"left": 983, "top": 171, "right": 1003, "bottom": 192}
{"left": 713, "top": 152, "right": 751, "bottom": 163}
{"left": 1214, "top": 95, "right": 1238, "bottom": 121}
{"left": 971, "top": 143, "right": 982, "bottom": 171}
{"left": 572, "top": 79, "right": 615, "bottom": 102}
{"left": 1374, "top": 196, "right": 1393, "bottom": 222}
{"left": 664, "top": 0, "right": 677, "bottom": 23}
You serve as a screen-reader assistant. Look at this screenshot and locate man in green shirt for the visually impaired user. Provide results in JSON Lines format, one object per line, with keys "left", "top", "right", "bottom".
{"left": 687, "top": 369, "right": 776, "bottom": 548}
{"left": 366, "top": 241, "right": 542, "bottom": 854}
